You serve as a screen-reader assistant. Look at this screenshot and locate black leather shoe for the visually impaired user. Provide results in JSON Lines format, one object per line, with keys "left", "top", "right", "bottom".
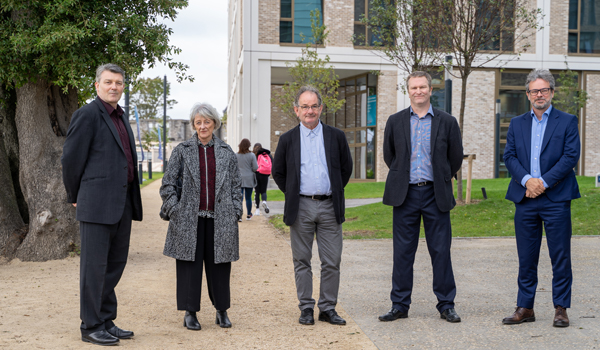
{"left": 183, "top": 311, "right": 201, "bottom": 330}
{"left": 318, "top": 309, "right": 346, "bottom": 325}
{"left": 440, "top": 308, "right": 461, "bottom": 323}
{"left": 81, "top": 329, "right": 119, "bottom": 346}
{"left": 106, "top": 325, "right": 134, "bottom": 339}
{"left": 299, "top": 308, "right": 315, "bottom": 325}
{"left": 379, "top": 308, "right": 408, "bottom": 321}
{"left": 216, "top": 310, "right": 232, "bottom": 328}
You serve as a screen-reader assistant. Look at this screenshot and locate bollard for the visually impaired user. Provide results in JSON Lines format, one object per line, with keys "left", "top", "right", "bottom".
{"left": 148, "top": 160, "right": 153, "bottom": 179}
{"left": 138, "top": 161, "right": 143, "bottom": 184}
{"left": 596, "top": 173, "right": 600, "bottom": 187}
{"left": 481, "top": 188, "right": 487, "bottom": 200}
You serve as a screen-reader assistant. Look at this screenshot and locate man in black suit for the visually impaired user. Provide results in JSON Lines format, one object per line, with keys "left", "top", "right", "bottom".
{"left": 62, "top": 63, "right": 143, "bottom": 346}
{"left": 378, "top": 71, "right": 463, "bottom": 323}
{"left": 273, "top": 86, "right": 352, "bottom": 326}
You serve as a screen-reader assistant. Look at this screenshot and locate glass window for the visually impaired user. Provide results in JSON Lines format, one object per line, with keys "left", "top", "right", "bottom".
{"left": 279, "top": 0, "right": 323, "bottom": 44}
{"left": 568, "top": 0, "right": 600, "bottom": 54}
{"left": 478, "top": 1, "right": 515, "bottom": 52}
{"left": 354, "top": 0, "right": 380, "bottom": 47}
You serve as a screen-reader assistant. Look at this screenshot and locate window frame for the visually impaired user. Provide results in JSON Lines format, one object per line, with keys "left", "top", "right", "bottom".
{"left": 279, "top": 0, "right": 324, "bottom": 46}
{"left": 568, "top": 0, "right": 600, "bottom": 56}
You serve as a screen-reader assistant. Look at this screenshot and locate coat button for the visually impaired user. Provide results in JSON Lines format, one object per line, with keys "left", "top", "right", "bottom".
{"left": 218, "top": 199, "right": 221, "bottom": 203}
{"left": 124, "top": 166, "right": 127, "bottom": 169}
{"left": 123, "top": 185, "right": 127, "bottom": 188}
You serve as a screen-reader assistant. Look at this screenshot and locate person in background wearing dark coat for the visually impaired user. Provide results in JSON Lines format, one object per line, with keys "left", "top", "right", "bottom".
{"left": 236, "top": 138, "right": 258, "bottom": 220}
{"left": 379, "top": 71, "right": 463, "bottom": 324}
{"left": 273, "top": 86, "right": 352, "bottom": 326}
{"left": 160, "top": 103, "right": 242, "bottom": 331}
{"left": 62, "top": 63, "right": 143, "bottom": 346}
{"left": 252, "top": 143, "right": 272, "bottom": 216}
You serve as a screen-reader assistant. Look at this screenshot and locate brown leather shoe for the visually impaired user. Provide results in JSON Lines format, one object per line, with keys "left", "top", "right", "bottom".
{"left": 553, "top": 306, "right": 569, "bottom": 327}
{"left": 502, "top": 307, "right": 535, "bottom": 324}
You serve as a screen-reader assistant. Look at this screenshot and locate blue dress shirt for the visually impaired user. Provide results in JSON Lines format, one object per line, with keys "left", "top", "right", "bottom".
{"left": 299, "top": 121, "right": 331, "bottom": 195}
{"left": 409, "top": 106, "right": 434, "bottom": 184}
{"left": 521, "top": 105, "right": 552, "bottom": 188}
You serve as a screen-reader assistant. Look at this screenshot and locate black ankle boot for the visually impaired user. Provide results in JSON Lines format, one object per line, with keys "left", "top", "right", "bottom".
{"left": 183, "top": 311, "right": 201, "bottom": 330}
{"left": 215, "top": 310, "right": 232, "bottom": 328}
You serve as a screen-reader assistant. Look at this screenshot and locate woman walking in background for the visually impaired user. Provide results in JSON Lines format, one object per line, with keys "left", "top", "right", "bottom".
{"left": 160, "top": 102, "right": 242, "bottom": 331}
{"left": 236, "top": 139, "right": 257, "bottom": 220}
{"left": 253, "top": 143, "right": 272, "bottom": 216}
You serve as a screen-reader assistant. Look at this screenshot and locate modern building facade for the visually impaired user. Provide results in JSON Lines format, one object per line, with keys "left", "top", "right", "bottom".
{"left": 227, "top": 0, "right": 600, "bottom": 181}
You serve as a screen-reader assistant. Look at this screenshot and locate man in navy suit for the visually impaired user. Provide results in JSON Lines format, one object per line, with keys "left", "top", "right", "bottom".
{"left": 272, "top": 86, "right": 352, "bottom": 326}
{"left": 502, "top": 69, "right": 580, "bottom": 328}
{"left": 62, "top": 63, "right": 143, "bottom": 345}
{"left": 379, "top": 71, "right": 463, "bottom": 323}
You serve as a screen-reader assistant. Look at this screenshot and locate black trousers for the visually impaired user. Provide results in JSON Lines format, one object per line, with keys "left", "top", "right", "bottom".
{"left": 79, "top": 188, "right": 133, "bottom": 335}
{"left": 176, "top": 217, "right": 231, "bottom": 312}
{"left": 254, "top": 173, "right": 269, "bottom": 206}
{"left": 391, "top": 184, "right": 456, "bottom": 313}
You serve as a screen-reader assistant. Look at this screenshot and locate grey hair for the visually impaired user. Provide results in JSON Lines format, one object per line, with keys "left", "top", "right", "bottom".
{"left": 189, "top": 102, "right": 222, "bottom": 130}
{"left": 526, "top": 69, "right": 555, "bottom": 90}
{"left": 95, "top": 63, "right": 125, "bottom": 82}
{"left": 294, "top": 86, "right": 323, "bottom": 107}
{"left": 406, "top": 71, "right": 432, "bottom": 90}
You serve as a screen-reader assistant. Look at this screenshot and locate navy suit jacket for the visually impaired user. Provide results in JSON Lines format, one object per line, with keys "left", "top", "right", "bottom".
{"left": 382, "top": 107, "right": 463, "bottom": 212}
{"left": 272, "top": 122, "right": 352, "bottom": 226}
{"left": 504, "top": 107, "right": 580, "bottom": 204}
{"left": 62, "top": 98, "right": 143, "bottom": 224}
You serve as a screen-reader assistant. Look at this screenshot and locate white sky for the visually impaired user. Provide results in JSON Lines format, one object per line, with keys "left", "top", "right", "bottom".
{"left": 124, "top": 1, "right": 228, "bottom": 120}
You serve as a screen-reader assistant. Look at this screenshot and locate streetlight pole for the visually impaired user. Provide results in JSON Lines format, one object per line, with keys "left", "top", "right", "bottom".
{"left": 444, "top": 55, "right": 452, "bottom": 114}
{"left": 163, "top": 75, "right": 167, "bottom": 172}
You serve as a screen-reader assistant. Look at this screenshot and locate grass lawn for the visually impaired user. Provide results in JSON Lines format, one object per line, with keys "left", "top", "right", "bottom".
{"left": 140, "top": 171, "right": 164, "bottom": 189}
{"left": 269, "top": 176, "right": 600, "bottom": 238}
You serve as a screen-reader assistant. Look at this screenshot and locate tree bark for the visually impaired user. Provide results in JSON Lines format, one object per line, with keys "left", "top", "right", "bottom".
{"left": 13, "top": 80, "right": 80, "bottom": 261}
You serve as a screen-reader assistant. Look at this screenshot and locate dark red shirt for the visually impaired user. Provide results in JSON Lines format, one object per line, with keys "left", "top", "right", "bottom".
{"left": 198, "top": 142, "right": 216, "bottom": 212}
{"left": 98, "top": 98, "right": 134, "bottom": 183}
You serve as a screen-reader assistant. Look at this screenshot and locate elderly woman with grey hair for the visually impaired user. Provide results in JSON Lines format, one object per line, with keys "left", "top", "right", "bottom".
{"left": 160, "top": 102, "right": 242, "bottom": 331}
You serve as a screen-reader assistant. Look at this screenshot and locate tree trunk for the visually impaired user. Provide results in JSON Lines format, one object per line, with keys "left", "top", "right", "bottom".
{"left": 456, "top": 74, "right": 469, "bottom": 202}
{"left": 12, "top": 80, "right": 80, "bottom": 261}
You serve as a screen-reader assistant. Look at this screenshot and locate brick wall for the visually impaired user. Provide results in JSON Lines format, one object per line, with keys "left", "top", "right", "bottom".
{"left": 516, "top": 0, "right": 537, "bottom": 54}
{"left": 452, "top": 70, "right": 497, "bottom": 179}
{"left": 584, "top": 73, "right": 600, "bottom": 176}
{"left": 270, "top": 85, "right": 297, "bottom": 154}
{"left": 259, "top": 0, "right": 279, "bottom": 45}
{"left": 549, "top": 0, "right": 568, "bottom": 55}
{"left": 324, "top": 0, "right": 354, "bottom": 47}
{"left": 375, "top": 70, "right": 399, "bottom": 182}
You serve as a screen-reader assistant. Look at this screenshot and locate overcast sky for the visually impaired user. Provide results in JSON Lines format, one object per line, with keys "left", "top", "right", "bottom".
{"left": 126, "top": 1, "right": 228, "bottom": 120}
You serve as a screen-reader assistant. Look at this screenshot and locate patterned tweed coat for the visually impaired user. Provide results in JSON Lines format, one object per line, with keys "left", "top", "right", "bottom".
{"left": 160, "top": 133, "right": 243, "bottom": 263}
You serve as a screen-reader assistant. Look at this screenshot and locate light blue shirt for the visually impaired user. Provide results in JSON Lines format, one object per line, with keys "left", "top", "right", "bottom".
{"left": 299, "top": 121, "right": 331, "bottom": 195}
{"left": 521, "top": 105, "right": 552, "bottom": 188}
{"left": 409, "top": 106, "right": 434, "bottom": 184}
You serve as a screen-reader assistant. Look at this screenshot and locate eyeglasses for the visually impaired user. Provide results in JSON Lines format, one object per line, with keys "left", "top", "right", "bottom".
{"left": 527, "top": 88, "right": 553, "bottom": 96}
{"left": 298, "top": 105, "right": 321, "bottom": 111}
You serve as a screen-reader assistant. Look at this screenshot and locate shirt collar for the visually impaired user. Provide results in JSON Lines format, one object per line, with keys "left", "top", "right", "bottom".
{"left": 531, "top": 105, "right": 553, "bottom": 122}
{"left": 196, "top": 135, "right": 215, "bottom": 148}
{"left": 409, "top": 105, "right": 434, "bottom": 118}
{"left": 97, "top": 97, "right": 123, "bottom": 118}
{"left": 300, "top": 120, "right": 322, "bottom": 137}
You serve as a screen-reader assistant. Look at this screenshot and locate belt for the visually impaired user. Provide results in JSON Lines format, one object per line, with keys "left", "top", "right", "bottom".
{"left": 410, "top": 181, "right": 433, "bottom": 186}
{"left": 299, "top": 194, "right": 332, "bottom": 201}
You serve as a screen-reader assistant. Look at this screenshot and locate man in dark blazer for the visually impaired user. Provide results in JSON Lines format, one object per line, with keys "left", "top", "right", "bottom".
{"left": 502, "top": 69, "right": 580, "bottom": 328}
{"left": 273, "top": 86, "right": 352, "bottom": 326}
{"left": 379, "top": 71, "right": 463, "bottom": 323}
{"left": 62, "top": 63, "right": 143, "bottom": 346}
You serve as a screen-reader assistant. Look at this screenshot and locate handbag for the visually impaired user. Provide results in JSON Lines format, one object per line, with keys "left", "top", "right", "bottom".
{"left": 159, "top": 159, "right": 184, "bottom": 221}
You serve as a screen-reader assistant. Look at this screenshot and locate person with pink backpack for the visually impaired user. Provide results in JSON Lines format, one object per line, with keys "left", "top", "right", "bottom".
{"left": 252, "top": 143, "right": 272, "bottom": 215}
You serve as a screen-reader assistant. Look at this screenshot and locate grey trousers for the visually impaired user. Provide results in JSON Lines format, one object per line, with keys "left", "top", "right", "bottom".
{"left": 290, "top": 197, "right": 343, "bottom": 311}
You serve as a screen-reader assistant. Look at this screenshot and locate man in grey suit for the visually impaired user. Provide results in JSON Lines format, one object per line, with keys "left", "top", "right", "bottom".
{"left": 378, "top": 71, "right": 463, "bottom": 323}
{"left": 273, "top": 86, "right": 352, "bottom": 326}
{"left": 62, "top": 63, "right": 143, "bottom": 346}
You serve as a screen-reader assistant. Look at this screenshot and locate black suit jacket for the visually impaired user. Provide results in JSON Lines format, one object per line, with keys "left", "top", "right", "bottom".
{"left": 272, "top": 122, "right": 352, "bottom": 226}
{"left": 382, "top": 106, "right": 463, "bottom": 212}
{"left": 62, "top": 98, "right": 143, "bottom": 224}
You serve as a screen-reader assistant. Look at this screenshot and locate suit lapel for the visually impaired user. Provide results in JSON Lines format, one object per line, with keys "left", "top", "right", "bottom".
{"left": 183, "top": 138, "right": 201, "bottom": 190}
{"left": 430, "top": 109, "right": 440, "bottom": 154}
{"left": 121, "top": 111, "right": 138, "bottom": 163}
{"left": 520, "top": 114, "right": 532, "bottom": 166}
{"left": 323, "top": 123, "right": 332, "bottom": 175}
{"left": 96, "top": 99, "right": 125, "bottom": 154}
{"left": 292, "top": 125, "right": 301, "bottom": 184}
{"left": 213, "top": 137, "right": 227, "bottom": 196}
{"left": 401, "top": 111, "right": 411, "bottom": 152}
{"left": 540, "top": 108, "right": 559, "bottom": 154}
